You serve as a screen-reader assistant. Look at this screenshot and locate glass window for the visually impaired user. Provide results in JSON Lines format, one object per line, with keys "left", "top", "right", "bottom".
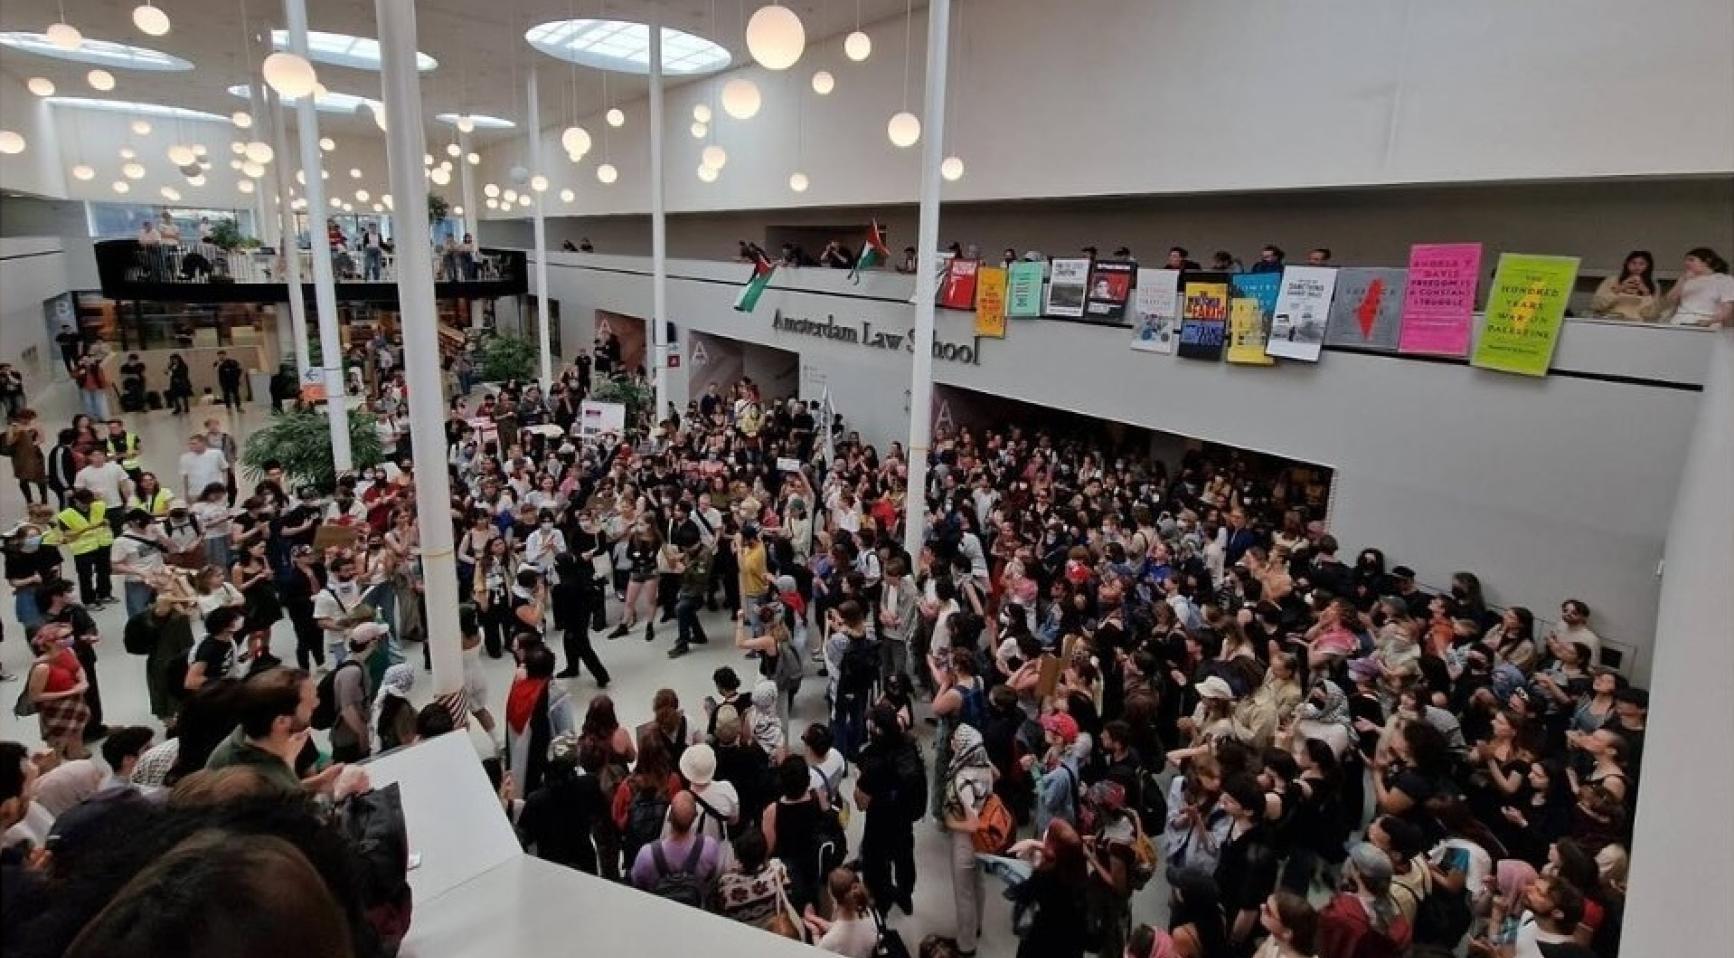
{"left": 87, "top": 201, "right": 254, "bottom": 241}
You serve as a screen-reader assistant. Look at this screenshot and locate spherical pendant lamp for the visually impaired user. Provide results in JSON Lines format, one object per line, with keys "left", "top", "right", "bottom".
{"left": 262, "top": 52, "right": 317, "bottom": 98}
{"left": 720, "top": 79, "right": 761, "bottom": 120}
{"left": 746, "top": 4, "right": 805, "bottom": 70}
{"left": 788, "top": 172, "right": 809, "bottom": 192}
{"left": 132, "top": 3, "right": 171, "bottom": 36}
{"left": 811, "top": 70, "right": 834, "bottom": 95}
{"left": 941, "top": 156, "right": 965, "bottom": 181}
{"left": 886, "top": 111, "right": 920, "bottom": 148}
{"left": 701, "top": 145, "right": 727, "bottom": 170}
{"left": 560, "top": 126, "right": 591, "bottom": 156}
{"left": 844, "top": 30, "right": 871, "bottom": 62}
{"left": 46, "top": 23, "right": 83, "bottom": 51}
{"left": 596, "top": 163, "right": 618, "bottom": 184}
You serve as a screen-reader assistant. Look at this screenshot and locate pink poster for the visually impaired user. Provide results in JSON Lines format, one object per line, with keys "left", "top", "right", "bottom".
{"left": 1399, "top": 243, "right": 1483, "bottom": 356}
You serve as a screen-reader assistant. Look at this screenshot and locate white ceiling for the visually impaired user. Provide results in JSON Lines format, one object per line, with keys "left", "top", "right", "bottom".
{"left": 0, "top": 0, "right": 923, "bottom": 145}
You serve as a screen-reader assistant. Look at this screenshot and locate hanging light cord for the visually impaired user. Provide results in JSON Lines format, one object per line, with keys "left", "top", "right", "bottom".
{"left": 901, "top": 0, "right": 913, "bottom": 109}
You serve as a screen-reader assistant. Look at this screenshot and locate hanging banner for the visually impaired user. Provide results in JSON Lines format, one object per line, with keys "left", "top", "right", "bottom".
{"left": 1399, "top": 243, "right": 1483, "bottom": 356}
{"left": 1043, "top": 257, "right": 1091, "bottom": 318}
{"left": 974, "top": 265, "right": 1008, "bottom": 339}
{"left": 1006, "top": 261, "right": 1046, "bottom": 317}
{"left": 1129, "top": 268, "right": 1182, "bottom": 354}
{"left": 938, "top": 258, "right": 980, "bottom": 311}
{"left": 578, "top": 400, "right": 628, "bottom": 438}
{"left": 1472, "top": 253, "right": 1580, "bottom": 377}
{"left": 1324, "top": 267, "right": 1408, "bottom": 351}
{"left": 1227, "top": 298, "right": 1276, "bottom": 365}
{"left": 1084, "top": 260, "right": 1136, "bottom": 322}
{"left": 1177, "top": 273, "right": 1231, "bottom": 361}
{"left": 1267, "top": 266, "right": 1338, "bottom": 362}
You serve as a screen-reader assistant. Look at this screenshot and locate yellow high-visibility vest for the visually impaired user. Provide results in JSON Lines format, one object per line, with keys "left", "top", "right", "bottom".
{"left": 128, "top": 488, "right": 174, "bottom": 518}
{"left": 111, "top": 432, "right": 142, "bottom": 471}
{"left": 58, "top": 502, "right": 113, "bottom": 554}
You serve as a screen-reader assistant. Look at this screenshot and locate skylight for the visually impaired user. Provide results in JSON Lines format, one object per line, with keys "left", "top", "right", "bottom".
{"left": 435, "top": 113, "right": 516, "bottom": 130}
{"left": 0, "top": 32, "right": 193, "bottom": 71}
{"left": 524, "top": 19, "right": 730, "bottom": 75}
{"left": 228, "top": 84, "right": 381, "bottom": 116}
{"left": 270, "top": 30, "right": 437, "bottom": 72}
{"left": 45, "top": 97, "right": 225, "bottom": 122}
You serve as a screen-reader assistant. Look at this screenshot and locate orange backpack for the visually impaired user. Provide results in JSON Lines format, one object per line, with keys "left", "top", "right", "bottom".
{"left": 971, "top": 794, "right": 1016, "bottom": 854}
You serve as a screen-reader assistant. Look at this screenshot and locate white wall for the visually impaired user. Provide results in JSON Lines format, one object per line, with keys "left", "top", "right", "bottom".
{"left": 0, "top": 73, "right": 67, "bottom": 199}
{"left": 0, "top": 235, "right": 71, "bottom": 383}
{"left": 479, "top": 0, "right": 1734, "bottom": 220}
{"left": 538, "top": 251, "right": 1711, "bottom": 678}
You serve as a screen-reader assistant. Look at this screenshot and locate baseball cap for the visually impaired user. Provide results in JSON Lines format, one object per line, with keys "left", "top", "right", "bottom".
{"left": 1196, "top": 676, "right": 1235, "bottom": 700}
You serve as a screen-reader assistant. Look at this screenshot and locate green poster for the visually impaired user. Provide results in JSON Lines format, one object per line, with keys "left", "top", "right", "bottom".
{"left": 1006, "top": 261, "right": 1045, "bottom": 317}
{"left": 1472, "top": 254, "right": 1580, "bottom": 377}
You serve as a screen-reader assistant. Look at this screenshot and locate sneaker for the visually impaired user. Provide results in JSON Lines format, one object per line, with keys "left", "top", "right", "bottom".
{"left": 555, "top": 669, "right": 579, "bottom": 679}
{"left": 667, "top": 644, "right": 690, "bottom": 659}
{"left": 659, "top": 612, "right": 676, "bottom": 623}
{"left": 643, "top": 623, "right": 655, "bottom": 642}
{"left": 690, "top": 631, "right": 710, "bottom": 645}
{"left": 607, "top": 623, "right": 630, "bottom": 639}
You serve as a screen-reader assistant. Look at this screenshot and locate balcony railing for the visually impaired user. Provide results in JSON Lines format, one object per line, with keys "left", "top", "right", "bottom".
{"left": 93, "top": 239, "right": 527, "bottom": 303}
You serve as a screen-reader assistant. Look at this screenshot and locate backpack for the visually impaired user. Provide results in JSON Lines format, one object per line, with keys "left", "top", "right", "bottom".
{"left": 971, "top": 793, "right": 1016, "bottom": 854}
{"left": 892, "top": 741, "right": 929, "bottom": 823}
{"left": 1126, "top": 815, "right": 1159, "bottom": 890}
{"left": 1134, "top": 764, "right": 1169, "bottom": 837}
{"left": 1411, "top": 868, "right": 1472, "bottom": 948}
{"left": 310, "top": 660, "right": 362, "bottom": 730}
{"left": 773, "top": 635, "right": 805, "bottom": 690}
{"left": 956, "top": 679, "right": 989, "bottom": 731}
{"left": 624, "top": 790, "right": 672, "bottom": 865}
{"left": 838, "top": 635, "right": 880, "bottom": 700}
{"left": 648, "top": 838, "right": 709, "bottom": 908}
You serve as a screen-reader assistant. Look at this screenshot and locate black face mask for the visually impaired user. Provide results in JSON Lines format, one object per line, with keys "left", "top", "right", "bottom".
{"left": 1451, "top": 585, "right": 1469, "bottom": 599}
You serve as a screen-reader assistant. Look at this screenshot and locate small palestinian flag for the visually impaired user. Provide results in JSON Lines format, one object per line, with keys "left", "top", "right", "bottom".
{"left": 849, "top": 220, "right": 890, "bottom": 283}
{"left": 733, "top": 248, "right": 776, "bottom": 313}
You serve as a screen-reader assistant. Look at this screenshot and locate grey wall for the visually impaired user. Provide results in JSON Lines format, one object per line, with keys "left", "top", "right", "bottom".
{"left": 539, "top": 251, "right": 1715, "bottom": 678}
{"left": 0, "top": 196, "right": 100, "bottom": 290}
{"left": 501, "top": 178, "right": 1733, "bottom": 280}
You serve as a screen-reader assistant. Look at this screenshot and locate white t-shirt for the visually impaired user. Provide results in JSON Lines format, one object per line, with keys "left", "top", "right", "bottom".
{"left": 1672, "top": 271, "right": 1734, "bottom": 326}
{"left": 313, "top": 579, "right": 364, "bottom": 649}
{"left": 672, "top": 781, "right": 741, "bottom": 846}
{"left": 808, "top": 750, "right": 849, "bottom": 806}
{"left": 180, "top": 448, "right": 230, "bottom": 497}
{"left": 191, "top": 501, "right": 232, "bottom": 541}
{"left": 1513, "top": 911, "right": 1575, "bottom": 958}
{"left": 74, "top": 462, "right": 130, "bottom": 506}
{"left": 111, "top": 532, "right": 167, "bottom": 581}
{"left": 816, "top": 916, "right": 880, "bottom": 958}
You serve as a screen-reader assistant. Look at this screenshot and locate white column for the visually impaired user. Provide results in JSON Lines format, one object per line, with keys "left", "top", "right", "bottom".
{"left": 902, "top": 0, "right": 950, "bottom": 561}
{"left": 649, "top": 18, "right": 669, "bottom": 421}
{"left": 527, "top": 70, "right": 553, "bottom": 391}
{"left": 1623, "top": 331, "right": 1734, "bottom": 952}
{"left": 285, "top": 0, "right": 351, "bottom": 471}
{"left": 248, "top": 84, "right": 276, "bottom": 248}
{"left": 458, "top": 128, "right": 484, "bottom": 330}
{"left": 374, "top": 0, "right": 465, "bottom": 695}
{"left": 267, "top": 87, "right": 311, "bottom": 380}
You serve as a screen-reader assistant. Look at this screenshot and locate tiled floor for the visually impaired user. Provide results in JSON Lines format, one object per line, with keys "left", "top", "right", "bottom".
{"left": 0, "top": 375, "right": 1175, "bottom": 954}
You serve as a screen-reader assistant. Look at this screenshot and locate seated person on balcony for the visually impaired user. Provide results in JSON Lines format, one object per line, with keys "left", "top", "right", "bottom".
{"left": 1660, "top": 246, "right": 1734, "bottom": 328}
{"left": 1591, "top": 250, "right": 1661, "bottom": 322}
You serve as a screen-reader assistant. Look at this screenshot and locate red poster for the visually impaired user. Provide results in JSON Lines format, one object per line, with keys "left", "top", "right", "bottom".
{"left": 938, "top": 258, "right": 980, "bottom": 310}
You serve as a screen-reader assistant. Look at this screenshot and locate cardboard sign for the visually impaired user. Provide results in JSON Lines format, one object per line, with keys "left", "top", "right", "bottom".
{"left": 311, "top": 523, "right": 360, "bottom": 553}
{"left": 578, "top": 400, "right": 627, "bottom": 438}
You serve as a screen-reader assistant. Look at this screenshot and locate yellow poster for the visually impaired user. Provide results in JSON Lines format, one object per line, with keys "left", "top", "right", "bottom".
{"left": 974, "top": 265, "right": 1008, "bottom": 339}
{"left": 1226, "top": 298, "right": 1275, "bottom": 365}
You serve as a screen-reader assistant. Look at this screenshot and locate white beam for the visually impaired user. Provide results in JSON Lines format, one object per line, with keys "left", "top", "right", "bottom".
{"left": 267, "top": 86, "right": 310, "bottom": 380}
{"left": 902, "top": 0, "right": 950, "bottom": 560}
{"left": 374, "top": 0, "right": 466, "bottom": 695}
{"left": 285, "top": 0, "right": 352, "bottom": 472}
{"left": 528, "top": 70, "right": 552, "bottom": 391}
{"left": 649, "top": 18, "right": 669, "bottom": 421}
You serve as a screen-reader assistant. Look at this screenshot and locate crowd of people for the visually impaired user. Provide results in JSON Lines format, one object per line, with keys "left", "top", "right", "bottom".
{"left": 1, "top": 327, "right": 1653, "bottom": 958}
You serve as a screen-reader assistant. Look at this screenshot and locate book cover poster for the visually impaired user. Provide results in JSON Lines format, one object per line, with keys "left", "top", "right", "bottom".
{"left": 1177, "top": 273, "right": 1231, "bottom": 361}
{"left": 1267, "top": 266, "right": 1338, "bottom": 362}
{"left": 938, "top": 258, "right": 980, "bottom": 310}
{"left": 1043, "top": 257, "right": 1091, "bottom": 318}
{"left": 1399, "top": 243, "right": 1482, "bottom": 356}
{"left": 1084, "top": 260, "right": 1136, "bottom": 322}
{"left": 1324, "top": 267, "right": 1408, "bottom": 351}
{"left": 1129, "top": 268, "right": 1182, "bottom": 354}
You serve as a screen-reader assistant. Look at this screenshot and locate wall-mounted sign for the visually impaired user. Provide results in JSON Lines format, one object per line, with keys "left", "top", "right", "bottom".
{"left": 770, "top": 309, "right": 984, "bottom": 366}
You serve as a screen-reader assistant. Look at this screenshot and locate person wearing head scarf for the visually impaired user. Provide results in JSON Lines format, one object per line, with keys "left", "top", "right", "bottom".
{"left": 1292, "top": 675, "right": 1357, "bottom": 758}
{"left": 372, "top": 663, "right": 417, "bottom": 753}
{"left": 1316, "top": 842, "right": 1411, "bottom": 958}
{"left": 942, "top": 723, "right": 994, "bottom": 956}
{"left": 1029, "top": 710, "right": 1083, "bottom": 835}
{"left": 748, "top": 680, "right": 785, "bottom": 758}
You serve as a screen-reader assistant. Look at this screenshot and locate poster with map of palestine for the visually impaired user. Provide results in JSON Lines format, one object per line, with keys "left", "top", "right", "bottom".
{"left": 1177, "top": 273, "right": 1232, "bottom": 361}
{"left": 1266, "top": 266, "right": 1338, "bottom": 361}
{"left": 1472, "top": 254, "right": 1581, "bottom": 376}
{"left": 1324, "top": 267, "right": 1408, "bottom": 351}
{"left": 1227, "top": 272, "right": 1281, "bottom": 365}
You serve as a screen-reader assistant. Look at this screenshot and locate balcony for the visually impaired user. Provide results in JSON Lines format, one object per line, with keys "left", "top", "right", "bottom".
{"left": 93, "top": 239, "right": 527, "bottom": 305}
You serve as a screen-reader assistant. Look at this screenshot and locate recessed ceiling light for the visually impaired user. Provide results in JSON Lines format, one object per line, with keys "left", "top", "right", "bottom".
{"left": 27, "top": 77, "right": 55, "bottom": 96}
{"left": 524, "top": 19, "right": 729, "bottom": 76}
{"left": 0, "top": 32, "right": 192, "bottom": 71}
{"left": 434, "top": 112, "right": 514, "bottom": 130}
{"left": 268, "top": 29, "right": 436, "bottom": 71}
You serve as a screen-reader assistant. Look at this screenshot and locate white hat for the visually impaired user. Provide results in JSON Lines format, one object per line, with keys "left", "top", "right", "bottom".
{"left": 679, "top": 743, "right": 717, "bottom": 785}
{"left": 1196, "top": 676, "right": 1235, "bottom": 700}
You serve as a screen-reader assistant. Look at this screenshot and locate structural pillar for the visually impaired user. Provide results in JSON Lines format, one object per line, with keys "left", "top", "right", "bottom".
{"left": 247, "top": 83, "right": 277, "bottom": 249}
{"left": 374, "top": 0, "right": 465, "bottom": 694}
{"left": 649, "top": 18, "right": 669, "bottom": 421}
{"left": 457, "top": 128, "right": 484, "bottom": 330}
{"left": 285, "top": 0, "right": 351, "bottom": 471}
{"left": 1623, "top": 330, "right": 1734, "bottom": 952}
{"left": 527, "top": 70, "right": 553, "bottom": 391}
{"left": 902, "top": 0, "right": 951, "bottom": 560}
{"left": 267, "top": 86, "right": 311, "bottom": 380}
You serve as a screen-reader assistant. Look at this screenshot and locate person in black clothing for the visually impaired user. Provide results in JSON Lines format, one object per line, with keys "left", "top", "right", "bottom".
{"left": 45, "top": 429, "right": 79, "bottom": 509}
{"left": 511, "top": 732, "right": 605, "bottom": 874}
{"left": 1215, "top": 773, "right": 1280, "bottom": 950}
{"left": 214, "top": 351, "right": 245, "bottom": 410}
{"left": 551, "top": 553, "right": 611, "bottom": 685}
{"left": 855, "top": 705, "right": 920, "bottom": 916}
{"left": 55, "top": 324, "right": 83, "bottom": 376}
{"left": 1006, "top": 820, "right": 1089, "bottom": 958}
{"left": 281, "top": 545, "right": 327, "bottom": 670}
{"left": 659, "top": 500, "right": 702, "bottom": 623}
{"left": 165, "top": 354, "right": 193, "bottom": 415}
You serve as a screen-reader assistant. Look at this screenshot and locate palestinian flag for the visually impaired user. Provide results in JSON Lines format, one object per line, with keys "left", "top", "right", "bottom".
{"left": 849, "top": 220, "right": 890, "bottom": 283}
{"left": 733, "top": 248, "right": 776, "bottom": 313}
